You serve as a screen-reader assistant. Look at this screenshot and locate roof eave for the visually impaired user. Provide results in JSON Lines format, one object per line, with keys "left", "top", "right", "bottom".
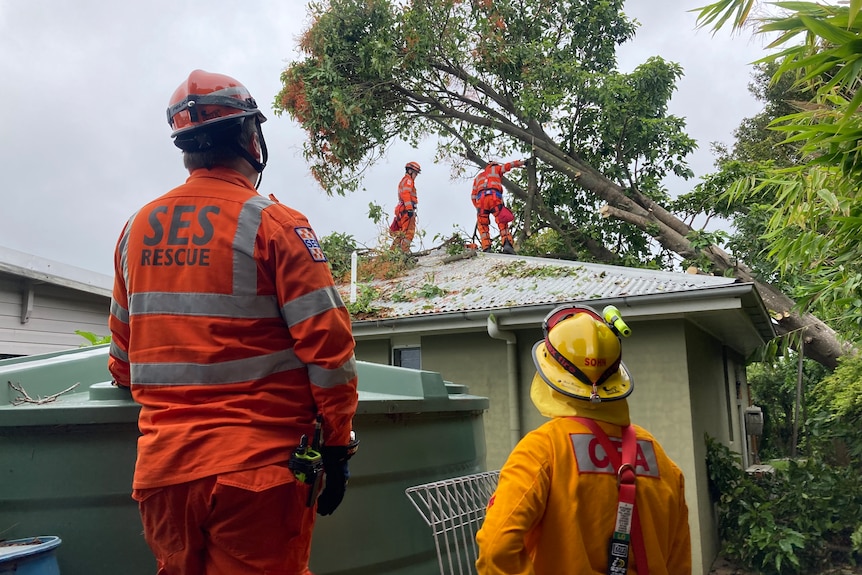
{"left": 350, "top": 283, "right": 775, "bottom": 357}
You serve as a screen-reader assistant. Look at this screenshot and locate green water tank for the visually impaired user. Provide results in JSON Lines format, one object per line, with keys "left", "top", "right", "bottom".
{"left": 0, "top": 346, "right": 488, "bottom": 575}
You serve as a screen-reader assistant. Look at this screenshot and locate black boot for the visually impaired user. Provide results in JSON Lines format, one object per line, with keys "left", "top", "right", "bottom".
{"left": 502, "top": 240, "right": 515, "bottom": 255}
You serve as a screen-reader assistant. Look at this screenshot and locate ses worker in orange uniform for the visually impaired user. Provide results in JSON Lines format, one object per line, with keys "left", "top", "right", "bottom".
{"left": 476, "top": 305, "right": 691, "bottom": 575}
{"left": 471, "top": 159, "right": 529, "bottom": 254}
{"left": 390, "top": 161, "right": 421, "bottom": 253}
{"left": 108, "top": 70, "right": 359, "bottom": 575}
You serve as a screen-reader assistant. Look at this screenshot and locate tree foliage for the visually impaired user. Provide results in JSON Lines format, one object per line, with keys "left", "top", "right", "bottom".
{"left": 696, "top": 1, "right": 862, "bottom": 343}
{"left": 747, "top": 355, "right": 829, "bottom": 459}
{"left": 276, "top": 0, "right": 847, "bottom": 368}
{"left": 276, "top": 0, "right": 694, "bottom": 269}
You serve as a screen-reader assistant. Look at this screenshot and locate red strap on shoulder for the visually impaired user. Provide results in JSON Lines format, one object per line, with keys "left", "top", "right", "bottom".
{"left": 571, "top": 418, "right": 650, "bottom": 575}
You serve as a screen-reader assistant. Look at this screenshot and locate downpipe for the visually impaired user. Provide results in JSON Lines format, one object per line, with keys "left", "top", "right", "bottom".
{"left": 487, "top": 314, "right": 521, "bottom": 449}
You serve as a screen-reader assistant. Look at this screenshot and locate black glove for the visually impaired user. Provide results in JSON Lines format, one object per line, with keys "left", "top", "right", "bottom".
{"left": 523, "top": 158, "right": 533, "bottom": 167}
{"left": 406, "top": 210, "right": 414, "bottom": 217}
{"left": 316, "top": 442, "right": 358, "bottom": 516}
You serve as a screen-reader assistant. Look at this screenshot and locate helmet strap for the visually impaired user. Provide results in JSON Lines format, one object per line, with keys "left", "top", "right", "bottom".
{"left": 231, "top": 118, "right": 268, "bottom": 188}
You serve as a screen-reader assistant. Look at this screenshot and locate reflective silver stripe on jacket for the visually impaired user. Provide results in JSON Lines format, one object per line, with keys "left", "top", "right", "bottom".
{"left": 232, "top": 195, "right": 270, "bottom": 295}
{"left": 118, "top": 211, "right": 139, "bottom": 288}
{"left": 132, "top": 348, "right": 305, "bottom": 385}
{"left": 130, "top": 292, "right": 279, "bottom": 318}
{"left": 281, "top": 285, "right": 345, "bottom": 327}
{"left": 309, "top": 356, "right": 357, "bottom": 389}
{"left": 109, "top": 342, "right": 129, "bottom": 363}
{"left": 111, "top": 299, "right": 129, "bottom": 324}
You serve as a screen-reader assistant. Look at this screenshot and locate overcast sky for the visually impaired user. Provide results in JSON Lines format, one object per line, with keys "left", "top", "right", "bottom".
{"left": 0, "top": 1, "right": 766, "bottom": 277}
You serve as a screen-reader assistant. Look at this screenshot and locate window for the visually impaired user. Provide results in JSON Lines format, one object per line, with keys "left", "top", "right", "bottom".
{"left": 393, "top": 346, "right": 421, "bottom": 370}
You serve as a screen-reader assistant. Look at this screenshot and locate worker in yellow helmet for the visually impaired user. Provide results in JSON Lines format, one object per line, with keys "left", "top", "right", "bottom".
{"left": 476, "top": 305, "right": 691, "bottom": 575}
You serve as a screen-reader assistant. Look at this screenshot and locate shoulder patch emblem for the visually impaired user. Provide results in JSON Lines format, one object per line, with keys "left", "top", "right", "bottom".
{"left": 295, "top": 227, "right": 328, "bottom": 262}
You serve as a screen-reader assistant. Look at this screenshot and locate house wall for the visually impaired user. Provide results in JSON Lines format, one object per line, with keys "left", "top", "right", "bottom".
{"left": 678, "top": 322, "right": 730, "bottom": 575}
{"left": 354, "top": 338, "right": 391, "bottom": 366}
{"left": 422, "top": 331, "right": 514, "bottom": 470}
{"left": 621, "top": 318, "right": 706, "bottom": 573}
{"left": 0, "top": 275, "right": 109, "bottom": 357}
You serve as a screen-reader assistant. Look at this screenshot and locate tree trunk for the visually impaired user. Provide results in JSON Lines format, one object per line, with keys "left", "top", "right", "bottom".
{"left": 525, "top": 139, "right": 846, "bottom": 370}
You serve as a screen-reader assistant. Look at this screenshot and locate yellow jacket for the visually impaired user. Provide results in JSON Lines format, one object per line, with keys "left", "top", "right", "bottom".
{"left": 476, "top": 417, "right": 691, "bottom": 575}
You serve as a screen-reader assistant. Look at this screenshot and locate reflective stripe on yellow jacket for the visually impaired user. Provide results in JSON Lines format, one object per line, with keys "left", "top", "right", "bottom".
{"left": 108, "top": 167, "right": 358, "bottom": 489}
{"left": 476, "top": 417, "right": 691, "bottom": 575}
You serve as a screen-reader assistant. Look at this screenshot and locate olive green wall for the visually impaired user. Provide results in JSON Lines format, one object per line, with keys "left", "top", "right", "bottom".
{"left": 622, "top": 319, "right": 704, "bottom": 573}
{"left": 354, "top": 338, "right": 391, "bottom": 366}
{"left": 682, "top": 322, "right": 728, "bottom": 575}
{"left": 421, "top": 331, "right": 515, "bottom": 470}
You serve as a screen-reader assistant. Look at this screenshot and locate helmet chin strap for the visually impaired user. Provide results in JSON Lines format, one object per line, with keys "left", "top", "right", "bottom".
{"left": 232, "top": 118, "right": 268, "bottom": 189}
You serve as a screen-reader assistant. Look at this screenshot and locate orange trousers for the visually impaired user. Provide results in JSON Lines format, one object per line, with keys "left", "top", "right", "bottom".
{"left": 133, "top": 464, "right": 316, "bottom": 575}
{"left": 390, "top": 211, "right": 416, "bottom": 253}
{"left": 475, "top": 193, "right": 512, "bottom": 251}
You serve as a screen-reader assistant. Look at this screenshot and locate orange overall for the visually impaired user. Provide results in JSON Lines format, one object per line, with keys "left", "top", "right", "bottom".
{"left": 109, "top": 167, "right": 359, "bottom": 575}
{"left": 391, "top": 172, "right": 417, "bottom": 252}
{"left": 471, "top": 160, "right": 524, "bottom": 251}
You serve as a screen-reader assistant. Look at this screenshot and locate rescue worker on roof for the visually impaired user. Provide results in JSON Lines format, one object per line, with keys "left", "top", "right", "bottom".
{"left": 471, "top": 158, "right": 529, "bottom": 254}
{"left": 391, "top": 161, "right": 421, "bottom": 253}
{"left": 108, "top": 69, "right": 359, "bottom": 575}
{"left": 476, "top": 304, "right": 691, "bottom": 575}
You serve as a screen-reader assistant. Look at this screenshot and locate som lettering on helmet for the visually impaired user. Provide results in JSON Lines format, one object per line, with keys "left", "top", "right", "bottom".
{"left": 583, "top": 357, "right": 607, "bottom": 368}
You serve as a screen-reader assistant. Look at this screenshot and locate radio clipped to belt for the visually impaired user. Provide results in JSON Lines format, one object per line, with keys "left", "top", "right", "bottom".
{"left": 288, "top": 415, "right": 324, "bottom": 506}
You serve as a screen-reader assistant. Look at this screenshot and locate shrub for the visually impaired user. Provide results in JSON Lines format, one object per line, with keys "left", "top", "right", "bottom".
{"left": 706, "top": 435, "right": 862, "bottom": 574}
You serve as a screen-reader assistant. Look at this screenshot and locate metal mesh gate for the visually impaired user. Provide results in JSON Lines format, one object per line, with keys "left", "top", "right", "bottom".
{"left": 405, "top": 470, "right": 500, "bottom": 575}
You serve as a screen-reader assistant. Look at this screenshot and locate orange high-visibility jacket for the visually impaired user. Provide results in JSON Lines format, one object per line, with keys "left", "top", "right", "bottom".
{"left": 396, "top": 173, "right": 417, "bottom": 215}
{"left": 108, "top": 167, "right": 359, "bottom": 490}
{"left": 471, "top": 160, "right": 524, "bottom": 206}
{"left": 476, "top": 417, "right": 691, "bottom": 575}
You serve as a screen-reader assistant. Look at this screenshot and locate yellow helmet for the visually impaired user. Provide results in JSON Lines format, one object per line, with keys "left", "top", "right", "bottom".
{"left": 531, "top": 305, "right": 633, "bottom": 404}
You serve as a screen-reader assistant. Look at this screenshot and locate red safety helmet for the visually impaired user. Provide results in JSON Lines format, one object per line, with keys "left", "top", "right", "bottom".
{"left": 167, "top": 70, "right": 267, "bottom": 139}
{"left": 405, "top": 161, "right": 421, "bottom": 174}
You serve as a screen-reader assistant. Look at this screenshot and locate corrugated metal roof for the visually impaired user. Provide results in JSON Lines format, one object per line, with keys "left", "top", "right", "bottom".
{"left": 0, "top": 245, "right": 112, "bottom": 297}
{"left": 336, "top": 249, "right": 737, "bottom": 319}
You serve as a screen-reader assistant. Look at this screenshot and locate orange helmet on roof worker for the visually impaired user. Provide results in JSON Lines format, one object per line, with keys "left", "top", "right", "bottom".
{"left": 531, "top": 305, "right": 633, "bottom": 410}
{"left": 405, "top": 161, "right": 421, "bottom": 174}
{"left": 166, "top": 70, "right": 268, "bottom": 174}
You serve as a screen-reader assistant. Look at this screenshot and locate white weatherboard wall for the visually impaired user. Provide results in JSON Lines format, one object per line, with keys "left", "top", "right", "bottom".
{"left": 0, "top": 275, "right": 110, "bottom": 356}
